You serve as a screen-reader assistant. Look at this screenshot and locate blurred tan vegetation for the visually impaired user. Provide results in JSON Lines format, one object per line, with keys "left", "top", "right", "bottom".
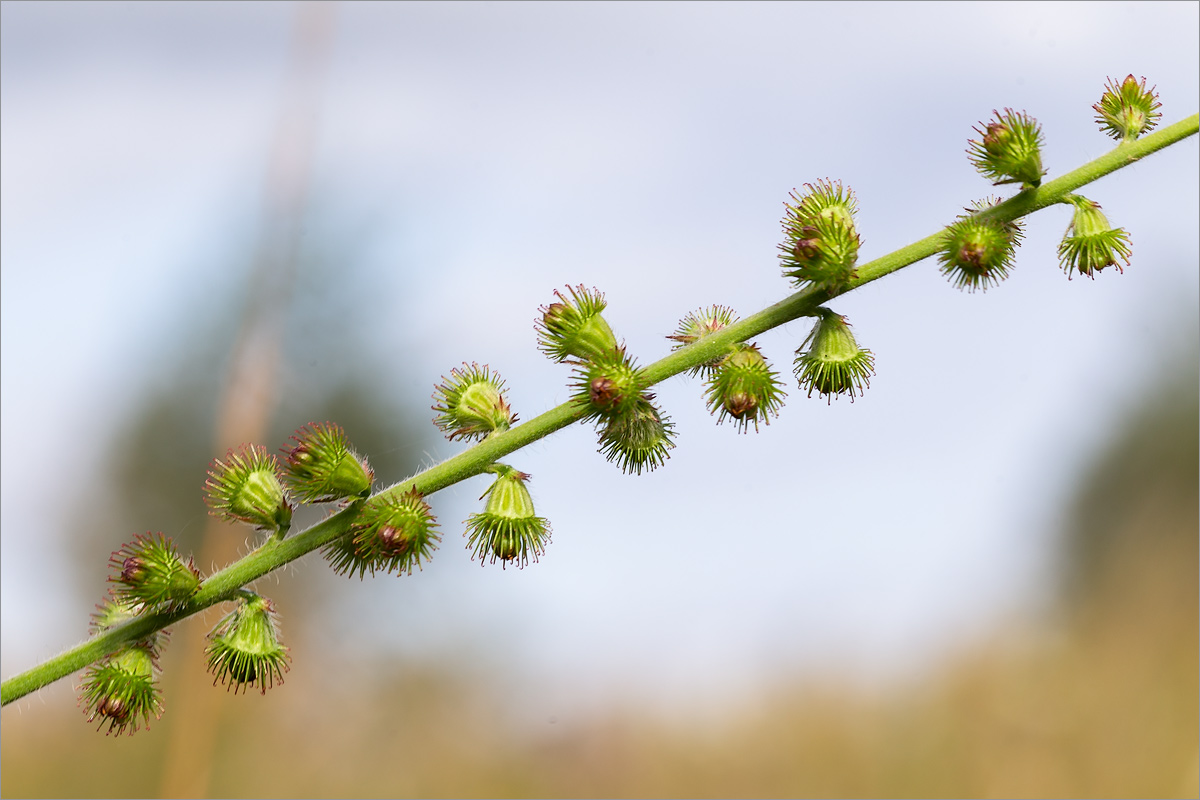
{"left": 3, "top": 341, "right": 1195, "bottom": 798}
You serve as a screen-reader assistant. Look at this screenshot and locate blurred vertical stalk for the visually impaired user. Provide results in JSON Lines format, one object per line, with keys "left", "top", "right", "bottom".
{"left": 157, "top": 4, "right": 336, "bottom": 797}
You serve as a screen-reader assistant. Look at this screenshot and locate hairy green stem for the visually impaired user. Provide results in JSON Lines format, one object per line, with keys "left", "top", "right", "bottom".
{"left": 3, "top": 113, "right": 1195, "bottom": 708}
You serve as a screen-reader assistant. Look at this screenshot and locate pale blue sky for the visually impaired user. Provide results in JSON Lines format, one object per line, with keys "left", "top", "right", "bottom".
{"left": 2, "top": 1, "right": 1197, "bottom": 717}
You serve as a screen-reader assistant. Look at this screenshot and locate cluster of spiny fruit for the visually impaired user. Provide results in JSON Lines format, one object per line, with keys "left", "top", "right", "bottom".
{"left": 80, "top": 424, "right": 383, "bottom": 735}
{"left": 78, "top": 74, "right": 1161, "bottom": 736}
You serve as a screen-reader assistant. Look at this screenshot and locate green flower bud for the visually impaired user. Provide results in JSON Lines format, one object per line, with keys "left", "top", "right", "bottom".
{"left": 667, "top": 305, "right": 739, "bottom": 377}
{"left": 464, "top": 464, "right": 551, "bottom": 569}
{"left": 535, "top": 285, "right": 620, "bottom": 364}
{"left": 432, "top": 363, "right": 518, "bottom": 441}
{"left": 1057, "top": 195, "right": 1132, "bottom": 279}
{"left": 1094, "top": 74, "right": 1162, "bottom": 142}
{"left": 205, "top": 594, "right": 290, "bottom": 695}
{"left": 938, "top": 198, "right": 1025, "bottom": 292}
{"left": 107, "top": 534, "right": 201, "bottom": 611}
{"left": 704, "top": 343, "right": 787, "bottom": 433}
{"left": 326, "top": 487, "right": 440, "bottom": 578}
{"left": 91, "top": 596, "right": 139, "bottom": 632}
{"left": 967, "top": 109, "right": 1045, "bottom": 188}
{"left": 789, "top": 178, "right": 858, "bottom": 228}
{"left": 78, "top": 644, "right": 163, "bottom": 736}
{"left": 90, "top": 596, "right": 168, "bottom": 660}
{"left": 794, "top": 309, "right": 876, "bottom": 403}
{"left": 283, "top": 422, "right": 373, "bottom": 503}
{"left": 597, "top": 392, "right": 675, "bottom": 475}
{"left": 205, "top": 445, "right": 292, "bottom": 535}
{"left": 779, "top": 180, "right": 861, "bottom": 290}
{"left": 574, "top": 350, "right": 644, "bottom": 420}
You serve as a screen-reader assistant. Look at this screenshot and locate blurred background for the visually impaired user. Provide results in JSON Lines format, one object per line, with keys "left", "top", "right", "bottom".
{"left": 1, "top": 2, "right": 1196, "bottom": 796}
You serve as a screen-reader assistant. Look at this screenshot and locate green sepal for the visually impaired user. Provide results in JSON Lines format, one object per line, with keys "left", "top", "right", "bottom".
{"left": 464, "top": 465, "right": 551, "bottom": 569}
{"left": 1094, "top": 75, "right": 1162, "bottom": 142}
{"left": 204, "top": 594, "right": 290, "bottom": 695}
{"left": 572, "top": 350, "right": 644, "bottom": 420}
{"left": 704, "top": 342, "right": 787, "bottom": 433}
{"left": 667, "top": 305, "right": 739, "bottom": 377}
{"left": 937, "top": 198, "right": 1025, "bottom": 292}
{"left": 779, "top": 180, "right": 861, "bottom": 290}
{"left": 1057, "top": 195, "right": 1132, "bottom": 279}
{"left": 794, "top": 309, "right": 876, "bottom": 403}
{"left": 205, "top": 445, "right": 293, "bottom": 535}
{"left": 78, "top": 644, "right": 162, "bottom": 736}
{"left": 107, "top": 533, "right": 201, "bottom": 611}
{"left": 967, "top": 109, "right": 1045, "bottom": 189}
{"left": 327, "top": 487, "right": 440, "bottom": 578}
{"left": 536, "top": 285, "right": 620, "bottom": 363}
{"left": 283, "top": 422, "right": 374, "bottom": 502}
{"left": 597, "top": 392, "right": 676, "bottom": 475}
{"left": 432, "top": 363, "right": 518, "bottom": 441}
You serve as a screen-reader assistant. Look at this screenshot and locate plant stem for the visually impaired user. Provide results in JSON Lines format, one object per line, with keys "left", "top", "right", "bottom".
{"left": 2, "top": 113, "right": 1195, "bottom": 709}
